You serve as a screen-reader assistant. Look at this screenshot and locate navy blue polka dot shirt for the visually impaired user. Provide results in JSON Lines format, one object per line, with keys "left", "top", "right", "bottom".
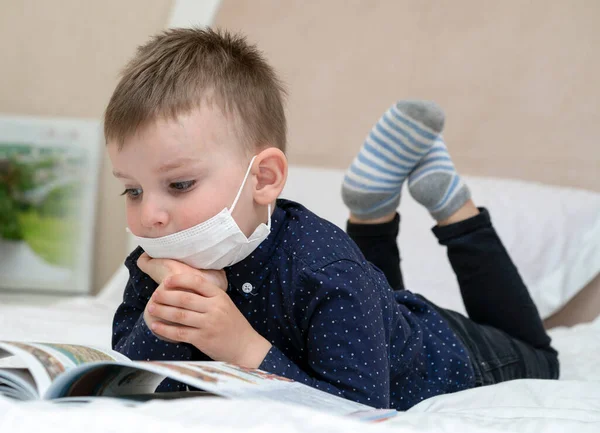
{"left": 113, "top": 199, "right": 475, "bottom": 410}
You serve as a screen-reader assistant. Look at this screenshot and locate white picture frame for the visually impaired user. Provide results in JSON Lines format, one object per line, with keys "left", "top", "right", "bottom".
{"left": 0, "top": 115, "right": 102, "bottom": 295}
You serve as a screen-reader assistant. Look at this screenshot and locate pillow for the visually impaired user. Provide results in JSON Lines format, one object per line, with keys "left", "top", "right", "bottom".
{"left": 281, "top": 165, "right": 600, "bottom": 319}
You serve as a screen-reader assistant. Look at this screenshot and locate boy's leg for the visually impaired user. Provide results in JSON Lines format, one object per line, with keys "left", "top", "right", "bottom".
{"left": 342, "top": 100, "right": 446, "bottom": 290}
{"left": 408, "top": 137, "right": 558, "bottom": 383}
{"left": 346, "top": 213, "right": 405, "bottom": 291}
{"left": 433, "top": 204, "right": 551, "bottom": 348}
{"left": 431, "top": 206, "right": 559, "bottom": 383}
{"left": 436, "top": 305, "right": 559, "bottom": 385}
{"left": 406, "top": 133, "right": 551, "bottom": 348}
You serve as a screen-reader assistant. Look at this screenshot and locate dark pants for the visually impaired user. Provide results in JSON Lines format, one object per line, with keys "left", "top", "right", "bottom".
{"left": 346, "top": 208, "right": 559, "bottom": 386}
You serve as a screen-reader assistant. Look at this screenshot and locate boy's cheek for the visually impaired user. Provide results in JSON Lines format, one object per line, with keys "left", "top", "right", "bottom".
{"left": 175, "top": 194, "right": 229, "bottom": 230}
{"left": 125, "top": 207, "right": 139, "bottom": 231}
{"left": 126, "top": 207, "right": 147, "bottom": 238}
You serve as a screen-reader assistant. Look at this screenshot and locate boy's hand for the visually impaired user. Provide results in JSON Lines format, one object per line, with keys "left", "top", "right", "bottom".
{"left": 146, "top": 273, "right": 272, "bottom": 368}
{"left": 138, "top": 252, "right": 228, "bottom": 343}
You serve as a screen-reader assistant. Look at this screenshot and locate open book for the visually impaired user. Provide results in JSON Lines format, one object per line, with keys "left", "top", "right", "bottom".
{"left": 0, "top": 341, "right": 397, "bottom": 422}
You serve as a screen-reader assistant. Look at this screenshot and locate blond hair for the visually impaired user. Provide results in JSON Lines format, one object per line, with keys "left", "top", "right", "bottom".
{"left": 104, "top": 27, "right": 287, "bottom": 153}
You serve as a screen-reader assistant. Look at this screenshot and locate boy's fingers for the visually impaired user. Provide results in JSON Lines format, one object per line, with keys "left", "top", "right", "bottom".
{"left": 165, "top": 273, "right": 222, "bottom": 298}
{"left": 149, "top": 303, "right": 203, "bottom": 328}
{"left": 151, "top": 322, "right": 194, "bottom": 344}
{"left": 152, "top": 288, "right": 209, "bottom": 313}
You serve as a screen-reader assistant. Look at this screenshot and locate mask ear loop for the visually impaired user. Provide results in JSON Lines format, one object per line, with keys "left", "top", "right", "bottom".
{"left": 230, "top": 155, "right": 272, "bottom": 230}
{"left": 230, "top": 155, "right": 257, "bottom": 213}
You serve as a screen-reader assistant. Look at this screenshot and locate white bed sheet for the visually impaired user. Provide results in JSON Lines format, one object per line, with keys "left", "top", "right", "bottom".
{"left": 0, "top": 299, "right": 599, "bottom": 432}
{"left": 0, "top": 372, "right": 598, "bottom": 433}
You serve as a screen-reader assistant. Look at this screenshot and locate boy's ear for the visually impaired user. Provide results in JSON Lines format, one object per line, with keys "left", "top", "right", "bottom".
{"left": 252, "top": 147, "right": 288, "bottom": 206}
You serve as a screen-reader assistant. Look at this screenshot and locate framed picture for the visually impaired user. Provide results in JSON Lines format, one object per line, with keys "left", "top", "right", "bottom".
{"left": 0, "top": 115, "right": 102, "bottom": 295}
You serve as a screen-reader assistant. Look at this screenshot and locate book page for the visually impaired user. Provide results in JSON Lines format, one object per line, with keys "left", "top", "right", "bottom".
{"left": 47, "top": 360, "right": 377, "bottom": 417}
{"left": 35, "top": 343, "right": 128, "bottom": 365}
{"left": 0, "top": 368, "right": 38, "bottom": 400}
{"left": 45, "top": 361, "right": 167, "bottom": 399}
{"left": 50, "top": 365, "right": 168, "bottom": 399}
{"left": 0, "top": 341, "right": 129, "bottom": 398}
{"left": 178, "top": 363, "right": 378, "bottom": 416}
{"left": 144, "top": 362, "right": 392, "bottom": 419}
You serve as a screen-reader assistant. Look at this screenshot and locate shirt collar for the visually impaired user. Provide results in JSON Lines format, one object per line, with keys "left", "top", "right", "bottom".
{"left": 225, "top": 202, "right": 287, "bottom": 297}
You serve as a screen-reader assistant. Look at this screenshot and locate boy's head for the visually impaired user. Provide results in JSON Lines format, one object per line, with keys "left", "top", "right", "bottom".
{"left": 105, "top": 28, "right": 288, "bottom": 240}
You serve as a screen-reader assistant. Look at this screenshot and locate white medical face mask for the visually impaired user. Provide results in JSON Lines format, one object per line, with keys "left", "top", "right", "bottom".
{"left": 128, "top": 156, "right": 271, "bottom": 269}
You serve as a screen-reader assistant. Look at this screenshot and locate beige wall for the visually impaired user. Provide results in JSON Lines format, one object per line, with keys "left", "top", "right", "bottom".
{"left": 0, "top": 0, "right": 173, "bottom": 293}
{"left": 2, "top": 0, "right": 598, "bottom": 295}
{"left": 215, "top": 0, "right": 600, "bottom": 191}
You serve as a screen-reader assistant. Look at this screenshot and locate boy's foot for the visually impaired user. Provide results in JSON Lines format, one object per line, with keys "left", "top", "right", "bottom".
{"left": 407, "top": 136, "right": 471, "bottom": 221}
{"left": 341, "top": 100, "right": 445, "bottom": 220}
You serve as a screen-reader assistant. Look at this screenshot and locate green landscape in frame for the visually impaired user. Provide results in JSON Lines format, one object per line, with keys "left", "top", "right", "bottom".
{"left": 0, "top": 117, "right": 101, "bottom": 294}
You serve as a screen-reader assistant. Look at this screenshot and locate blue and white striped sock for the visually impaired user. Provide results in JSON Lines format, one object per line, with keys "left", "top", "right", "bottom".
{"left": 408, "top": 136, "right": 471, "bottom": 221}
{"left": 342, "top": 100, "right": 445, "bottom": 219}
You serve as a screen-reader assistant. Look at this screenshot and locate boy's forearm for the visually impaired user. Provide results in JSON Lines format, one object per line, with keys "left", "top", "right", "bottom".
{"left": 113, "top": 313, "right": 193, "bottom": 361}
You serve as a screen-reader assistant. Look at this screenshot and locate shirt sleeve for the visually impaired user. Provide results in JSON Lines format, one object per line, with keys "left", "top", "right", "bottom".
{"left": 112, "top": 249, "right": 194, "bottom": 363}
{"left": 259, "top": 259, "right": 395, "bottom": 409}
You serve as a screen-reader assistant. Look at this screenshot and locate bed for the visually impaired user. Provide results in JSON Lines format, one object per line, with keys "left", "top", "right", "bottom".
{"left": 1, "top": 165, "right": 599, "bottom": 432}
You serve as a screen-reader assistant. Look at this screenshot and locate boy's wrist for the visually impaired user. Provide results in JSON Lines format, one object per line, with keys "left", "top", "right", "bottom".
{"left": 234, "top": 332, "right": 272, "bottom": 369}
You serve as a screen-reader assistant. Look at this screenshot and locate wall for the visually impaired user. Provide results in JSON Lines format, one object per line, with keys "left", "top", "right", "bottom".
{"left": 215, "top": 0, "right": 600, "bottom": 191}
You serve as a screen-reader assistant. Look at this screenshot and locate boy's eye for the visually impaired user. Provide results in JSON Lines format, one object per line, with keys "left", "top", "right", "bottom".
{"left": 170, "top": 180, "right": 196, "bottom": 192}
{"left": 120, "top": 188, "right": 142, "bottom": 199}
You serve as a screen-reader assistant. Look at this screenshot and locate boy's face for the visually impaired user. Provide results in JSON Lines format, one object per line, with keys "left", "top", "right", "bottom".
{"left": 108, "top": 106, "right": 260, "bottom": 239}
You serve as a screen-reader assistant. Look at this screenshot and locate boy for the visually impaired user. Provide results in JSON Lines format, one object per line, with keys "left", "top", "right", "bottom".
{"left": 107, "top": 28, "right": 558, "bottom": 411}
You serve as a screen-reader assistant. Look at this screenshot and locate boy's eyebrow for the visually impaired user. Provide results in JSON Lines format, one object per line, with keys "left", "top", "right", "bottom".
{"left": 111, "top": 158, "right": 198, "bottom": 179}
{"left": 112, "top": 170, "right": 130, "bottom": 179}
{"left": 156, "top": 157, "right": 198, "bottom": 173}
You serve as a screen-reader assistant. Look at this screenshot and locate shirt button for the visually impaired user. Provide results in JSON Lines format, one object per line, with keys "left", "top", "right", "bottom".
{"left": 242, "top": 282, "right": 253, "bottom": 294}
